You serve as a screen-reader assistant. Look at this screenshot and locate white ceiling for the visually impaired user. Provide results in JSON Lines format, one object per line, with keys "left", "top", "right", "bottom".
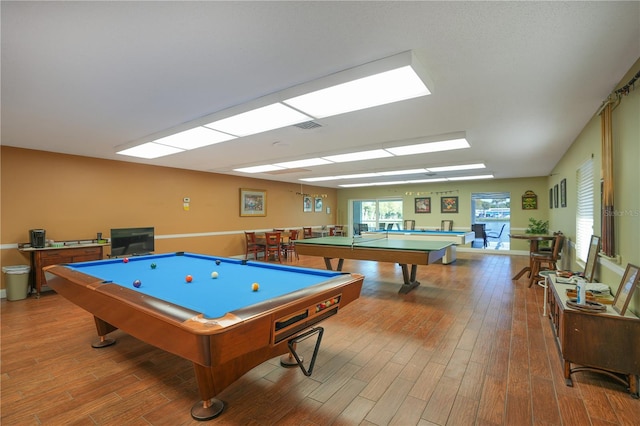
{"left": 2, "top": 1, "right": 639, "bottom": 188}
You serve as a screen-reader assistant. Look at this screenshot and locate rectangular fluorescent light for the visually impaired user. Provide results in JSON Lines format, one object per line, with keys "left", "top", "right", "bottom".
{"left": 233, "top": 165, "right": 285, "bottom": 173}
{"left": 205, "top": 103, "right": 311, "bottom": 137}
{"left": 377, "top": 169, "right": 428, "bottom": 176}
{"left": 153, "top": 127, "right": 236, "bottom": 150}
{"left": 427, "top": 163, "right": 485, "bottom": 172}
{"left": 284, "top": 65, "right": 430, "bottom": 118}
{"left": 117, "top": 142, "right": 184, "bottom": 159}
{"left": 385, "top": 138, "right": 470, "bottom": 156}
{"left": 448, "top": 174, "right": 494, "bottom": 181}
{"left": 322, "top": 149, "right": 392, "bottom": 163}
{"left": 300, "top": 176, "right": 339, "bottom": 182}
{"left": 274, "top": 158, "right": 333, "bottom": 168}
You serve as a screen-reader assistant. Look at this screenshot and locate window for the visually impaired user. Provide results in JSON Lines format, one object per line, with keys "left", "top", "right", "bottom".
{"left": 575, "top": 158, "right": 594, "bottom": 262}
{"left": 350, "top": 198, "right": 403, "bottom": 234}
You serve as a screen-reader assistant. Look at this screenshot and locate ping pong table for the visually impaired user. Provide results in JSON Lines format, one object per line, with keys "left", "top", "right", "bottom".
{"left": 294, "top": 236, "right": 451, "bottom": 294}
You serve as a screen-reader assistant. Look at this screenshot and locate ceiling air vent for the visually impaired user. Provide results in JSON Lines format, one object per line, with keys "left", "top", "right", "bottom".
{"left": 293, "top": 120, "right": 322, "bottom": 130}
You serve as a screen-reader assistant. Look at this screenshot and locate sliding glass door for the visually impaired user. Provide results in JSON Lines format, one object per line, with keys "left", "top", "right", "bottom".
{"left": 349, "top": 198, "right": 403, "bottom": 235}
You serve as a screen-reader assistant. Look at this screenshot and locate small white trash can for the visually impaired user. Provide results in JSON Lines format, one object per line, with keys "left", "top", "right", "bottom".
{"left": 2, "top": 265, "right": 31, "bottom": 301}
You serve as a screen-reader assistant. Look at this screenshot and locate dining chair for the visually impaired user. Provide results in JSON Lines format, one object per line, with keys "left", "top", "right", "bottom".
{"left": 244, "top": 231, "right": 264, "bottom": 260}
{"left": 283, "top": 229, "right": 299, "bottom": 260}
{"left": 471, "top": 224, "right": 487, "bottom": 248}
{"left": 334, "top": 225, "right": 344, "bottom": 236}
{"left": 441, "top": 220, "right": 453, "bottom": 231}
{"left": 328, "top": 227, "right": 335, "bottom": 236}
{"left": 403, "top": 220, "right": 415, "bottom": 230}
{"left": 302, "top": 227, "right": 313, "bottom": 239}
{"left": 263, "top": 232, "right": 282, "bottom": 262}
{"left": 529, "top": 233, "right": 564, "bottom": 287}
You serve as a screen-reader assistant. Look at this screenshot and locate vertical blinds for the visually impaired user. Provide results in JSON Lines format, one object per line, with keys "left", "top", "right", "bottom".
{"left": 575, "top": 157, "right": 594, "bottom": 262}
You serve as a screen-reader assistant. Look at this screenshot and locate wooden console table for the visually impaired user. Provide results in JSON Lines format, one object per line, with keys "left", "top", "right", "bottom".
{"left": 547, "top": 276, "right": 639, "bottom": 397}
{"left": 19, "top": 243, "right": 107, "bottom": 297}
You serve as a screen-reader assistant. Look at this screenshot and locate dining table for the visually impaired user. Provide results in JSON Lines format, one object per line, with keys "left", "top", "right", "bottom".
{"left": 509, "top": 233, "right": 556, "bottom": 280}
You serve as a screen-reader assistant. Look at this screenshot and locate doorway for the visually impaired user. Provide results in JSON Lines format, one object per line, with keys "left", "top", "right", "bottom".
{"left": 471, "top": 192, "right": 511, "bottom": 250}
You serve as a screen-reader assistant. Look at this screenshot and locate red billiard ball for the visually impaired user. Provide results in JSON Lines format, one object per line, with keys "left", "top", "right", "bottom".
{"left": 186, "top": 275, "right": 193, "bottom": 283}
{"left": 123, "top": 258, "right": 129, "bottom": 263}
{"left": 133, "top": 280, "right": 141, "bottom": 288}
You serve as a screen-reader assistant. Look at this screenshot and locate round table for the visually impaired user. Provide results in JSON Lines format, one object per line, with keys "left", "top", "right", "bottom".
{"left": 509, "top": 233, "right": 556, "bottom": 280}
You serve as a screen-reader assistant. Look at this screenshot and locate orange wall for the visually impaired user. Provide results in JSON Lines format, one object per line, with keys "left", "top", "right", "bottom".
{"left": 1, "top": 147, "right": 337, "bottom": 290}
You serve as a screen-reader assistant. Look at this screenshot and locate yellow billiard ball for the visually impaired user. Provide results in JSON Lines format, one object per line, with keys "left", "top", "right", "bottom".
{"left": 251, "top": 282, "right": 259, "bottom": 291}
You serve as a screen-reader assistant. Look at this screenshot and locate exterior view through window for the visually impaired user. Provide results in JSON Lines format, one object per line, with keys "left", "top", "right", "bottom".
{"left": 350, "top": 199, "right": 403, "bottom": 235}
{"left": 472, "top": 192, "right": 511, "bottom": 250}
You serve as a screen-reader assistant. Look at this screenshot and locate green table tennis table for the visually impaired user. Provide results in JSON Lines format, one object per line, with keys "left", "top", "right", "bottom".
{"left": 294, "top": 236, "right": 451, "bottom": 294}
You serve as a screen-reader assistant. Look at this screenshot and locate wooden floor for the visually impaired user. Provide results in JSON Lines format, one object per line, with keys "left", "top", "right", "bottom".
{"left": 2, "top": 252, "right": 638, "bottom": 425}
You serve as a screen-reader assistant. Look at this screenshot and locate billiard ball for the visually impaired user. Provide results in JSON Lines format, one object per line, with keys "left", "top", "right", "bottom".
{"left": 150, "top": 263, "right": 157, "bottom": 269}
{"left": 186, "top": 275, "right": 193, "bottom": 283}
{"left": 123, "top": 258, "right": 129, "bottom": 263}
{"left": 252, "top": 282, "right": 259, "bottom": 291}
{"left": 211, "top": 271, "right": 218, "bottom": 279}
{"left": 215, "top": 260, "right": 221, "bottom": 265}
{"left": 133, "top": 280, "right": 141, "bottom": 288}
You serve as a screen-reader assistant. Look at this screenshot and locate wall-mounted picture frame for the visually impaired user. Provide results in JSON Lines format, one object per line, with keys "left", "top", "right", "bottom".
{"left": 554, "top": 184, "right": 559, "bottom": 208}
{"left": 549, "top": 188, "right": 553, "bottom": 209}
{"left": 522, "top": 190, "right": 537, "bottom": 210}
{"left": 239, "top": 188, "right": 267, "bottom": 217}
{"left": 415, "top": 197, "right": 431, "bottom": 213}
{"left": 314, "top": 197, "right": 323, "bottom": 212}
{"left": 303, "top": 196, "right": 312, "bottom": 212}
{"left": 560, "top": 178, "right": 567, "bottom": 207}
{"left": 441, "top": 196, "right": 458, "bottom": 213}
{"left": 612, "top": 264, "right": 639, "bottom": 316}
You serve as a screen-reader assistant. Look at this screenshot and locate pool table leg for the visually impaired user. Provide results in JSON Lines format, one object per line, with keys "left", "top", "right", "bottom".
{"left": 191, "top": 364, "right": 225, "bottom": 421}
{"left": 398, "top": 264, "right": 420, "bottom": 294}
{"left": 91, "top": 317, "right": 116, "bottom": 348}
{"left": 323, "top": 257, "right": 344, "bottom": 271}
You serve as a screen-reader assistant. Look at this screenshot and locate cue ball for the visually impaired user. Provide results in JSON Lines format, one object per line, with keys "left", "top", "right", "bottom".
{"left": 150, "top": 263, "right": 157, "bottom": 269}
{"left": 133, "top": 280, "right": 141, "bottom": 288}
{"left": 123, "top": 258, "right": 129, "bottom": 263}
{"left": 215, "top": 260, "right": 221, "bottom": 265}
{"left": 252, "top": 282, "right": 259, "bottom": 291}
{"left": 186, "top": 275, "right": 193, "bottom": 283}
{"left": 211, "top": 271, "right": 218, "bottom": 279}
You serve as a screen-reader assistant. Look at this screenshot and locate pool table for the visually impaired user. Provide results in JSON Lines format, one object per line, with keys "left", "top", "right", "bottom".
{"left": 43, "top": 252, "right": 363, "bottom": 421}
{"left": 362, "top": 229, "right": 475, "bottom": 264}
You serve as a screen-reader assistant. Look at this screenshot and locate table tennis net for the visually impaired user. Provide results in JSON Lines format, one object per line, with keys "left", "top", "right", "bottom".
{"left": 351, "top": 235, "right": 388, "bottom": 246}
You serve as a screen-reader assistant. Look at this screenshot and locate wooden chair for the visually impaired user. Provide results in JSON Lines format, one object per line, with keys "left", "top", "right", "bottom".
{"left": 403, "top": 220, "right": 415, "bottom": 230}
{"left": 244, "top": 231, "right": 264, "bottom": 260}
{"left": 334, "top": 225, "right": 344, "bottom": 236}
{"left": 283, "top": 229, "right": 299, "bottom": 260}
{"left": 328, "top": 227, "right": 335, "bottom": 236}
{"left": 263, "top": 232, "right": 282, "bottom": 263}
{"left": 441, "top": 220, "right": 453, "bottom": 231}
{"left": 302, "top": 227, "right": 313, "bottom": 239}
{"left": 529, "top": 233, "right": 564, "bottom": 287}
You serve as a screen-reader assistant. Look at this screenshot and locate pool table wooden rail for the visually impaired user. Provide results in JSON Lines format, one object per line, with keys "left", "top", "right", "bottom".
{"left": 44, "top": 264, "right": 363, "bottom": 421}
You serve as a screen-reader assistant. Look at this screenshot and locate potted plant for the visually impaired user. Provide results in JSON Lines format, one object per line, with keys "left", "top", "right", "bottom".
{"left": 525, "top": 217, "right": 549, "bottom": 235}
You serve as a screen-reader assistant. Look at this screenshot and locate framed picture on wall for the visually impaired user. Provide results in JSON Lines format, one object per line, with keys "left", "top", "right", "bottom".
{"left": 612, "top": 264, "right": 639, "bottom": 316}
{"left": 415, "top": 197, "right": 431, "bottom": 213}
{"left": 441, "top": 196, "right": 458, "bottom": 213}
{"left": 303, "top": 196, "right": 312, "bottom": 212}
{"left": 239, "top": 188, "right": 267, "bottom": 217}
{"left": 549, "top": 188, "right": 554, "bottom": 209}
{"left": 314, "top": 197, "right": 323, "bottom": 212}
{"left": 560, "top": 179, "right": 567, "bottom": 207}
{"left": 554, "top": 184, "right": 559, "bottom": 208}
{"left": 522, "top": 190, "right": 537, "bottom": 210}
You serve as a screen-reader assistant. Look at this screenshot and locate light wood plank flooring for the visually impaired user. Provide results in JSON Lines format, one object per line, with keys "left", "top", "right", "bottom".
{"left": 2, "top": 252, "right": 638, "bottom": 425}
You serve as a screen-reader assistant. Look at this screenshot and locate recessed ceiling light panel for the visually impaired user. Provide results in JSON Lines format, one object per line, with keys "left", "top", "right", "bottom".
{"left": 117, "top": 142, "right": 184, "bottom": 159}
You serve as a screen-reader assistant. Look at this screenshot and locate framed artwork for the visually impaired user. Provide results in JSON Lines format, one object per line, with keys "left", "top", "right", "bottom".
{"left": 612, "top": 264, "right": 639, "bottom": 316}
{"left": 560, "top": 179, "right": 567, "bottom": 207}
{"left": 441, "top": 196, "right": 458, "bottom": 213}
{"left": 549, "top": 188, "right": 554, "bottom": 209}
{"left": 303, "top": 196, "right": 312, "bottom": 212}
{"left": 314, "top": 197, "right": 323, "bottom": 212}
{"left": 415, "top": 197, "right": 431, "bottom": 214}
{"left": 239, "top": 188, "right": 266, "bottom": 217}
{"left": 553, "top": 184, "right": 559, "bottom": 208}
{"left": 522, "top": 190, "right": 537, "bottom": 210}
